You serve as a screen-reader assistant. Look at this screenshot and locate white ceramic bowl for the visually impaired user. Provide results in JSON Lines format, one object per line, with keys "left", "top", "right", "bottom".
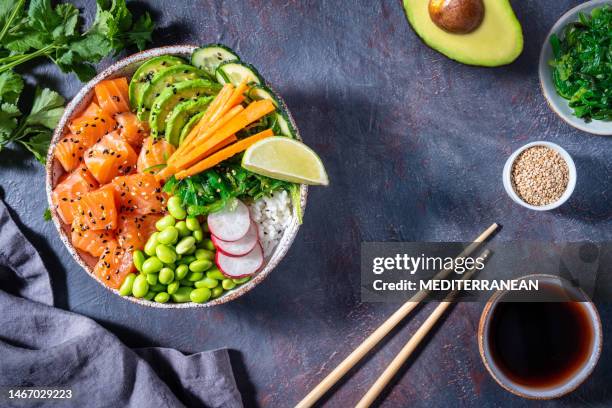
{"left": 502, "top": 141, "right": 576, "bottom": 211}
{"left": 45, "top": 45, "right": 308, "bottom": 308}
{"left": 539, "top": 0, "right": 612, "bottom": 135}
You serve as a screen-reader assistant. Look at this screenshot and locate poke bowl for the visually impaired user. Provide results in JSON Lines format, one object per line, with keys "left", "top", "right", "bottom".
{"left": 46, "top": 45, "right": 313, "bottom": 308}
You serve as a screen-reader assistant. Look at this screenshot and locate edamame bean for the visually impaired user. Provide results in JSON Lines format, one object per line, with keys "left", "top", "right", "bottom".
{"left": 176, "top": 236, "right": 196, "bottom": 254}
{"left": 180, "top": 279, "right": 194, "bottom": 287}
{"left": 233, "top": 276, "right": 251, "bottom": 284}
{"left": 190, "top": 287, "right": 211, "bottom": 303}
{"left": 154, "top": 292, "right": 170, "bottom": 303}
{"left": 168, "top": 196, "right": 187, "bottom": 220}
{"left": 187, "top": 271, "right": 204, "bottom": 282}
{"left": 119, "top": 273, "right": 137, "bottom": 296}
{"left": 195, "top": 277, "right": 219, "bottom": 289}
{"left": 157, "top": 226, "right": 179, "bottom": 245}
{"left": 185, "top": 216, "right": 200, "bottom": 231}
{"left": 193, "top": 229, "right": 204, "bottom": 243}
{"left": 175, "top": 221, "right": 190, "bottom": 237}
{"left": 175, "top": 264, "right": 189, "bottom": 280}
{"left": 167, "top": 281, "right": 180, "bottom": 295}
{"left": 206, "top": 268, "right": 225, "bottom": 280}
{"left": 144, "top": 232, "right": 159, "bottom": 256}
{"left": 156, "top": 244, "right": 177, "bottom": 264}
{"left": 132, "top": 274, "right": 149, "bottom": 298}
{"left": 203, "top": 239, "right": 215, "bottom": 251}
{"left": 178, "top": 255, "right": 196, "bottom": 265}
{"left": 151, "top": 282, "right": 166, "bottom": 292}
{"left": 171, "top": 287, "right": 193, "bottom": 303}
{"left": 195, "top": 249, "right": 214, "bottom": 261}
{"left": 133, "top": 250, "right": 145, "bottom": 272}
{"left": 142, "top": 257, "right": 163, "bottom": 274}
{"left": 156, "top": 214, "right": 176, "bottom": 231}
{"left": 146, "top": 273, "right": 158, "bottom": 285}
{"left": 159, "top": 267, "right": 175, "bottom": 285}
{"left": 143, "top": 291, "right": 156, "bottom": 301}
{"left": 189, "top": 259, "right": 212, "bottom": 273}
{"left": 185, "top": 245, "right": 196, "bottom": 255}
{"left": 222, "top": 279, "right": 236, "bottom": 290}
{"left": 211, "top": 287, "right": 224, "bottom": 299}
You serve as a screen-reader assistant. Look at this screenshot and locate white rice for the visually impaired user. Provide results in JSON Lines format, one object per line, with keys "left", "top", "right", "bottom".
{"left": 249, "top": 190, "right": 292, "bottom": 257}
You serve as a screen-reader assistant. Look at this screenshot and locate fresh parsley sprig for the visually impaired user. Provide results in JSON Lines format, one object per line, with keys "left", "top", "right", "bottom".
{"left": 0, "top": 0, "right": 155, "bottom": 163}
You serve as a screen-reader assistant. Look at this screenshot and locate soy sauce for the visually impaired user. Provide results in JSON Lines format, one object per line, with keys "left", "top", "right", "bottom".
{"left": 488, "top": 284, "right": 594, "bottom": 388}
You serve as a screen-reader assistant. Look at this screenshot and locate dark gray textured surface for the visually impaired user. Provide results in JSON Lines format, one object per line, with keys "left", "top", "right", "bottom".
{"left": 0, "top": 0, "right": 611, "bottom": 406}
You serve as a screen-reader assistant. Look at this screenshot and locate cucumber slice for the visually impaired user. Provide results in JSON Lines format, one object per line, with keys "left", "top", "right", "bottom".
{"left": 138, "top": 65, "right": 207, "bottom": 122}
{"left": 179, "top": 111, "right": 205, "bottom": 145}
{"left": 192, "top": 44, "right": 240, "bottom": 77}
{"left": 129, "top": 56, "right": 185, "bottom": 109}
{"left": 149, "top": 79, "right": 221, "bottom": 138}
{"left": 274, "top": 112, "right": 295, "bottom": 138}
{"left": 215, "top": 61, "right": 262, "bottom": 86}
{"left": 247, "top": 85, "right": 295, "bottom": 138}
{"left": 247, "top": 85, "right": 279, "bottom": 106}
{"left": 165, "top": 96, "right": 213, "bottom": 146}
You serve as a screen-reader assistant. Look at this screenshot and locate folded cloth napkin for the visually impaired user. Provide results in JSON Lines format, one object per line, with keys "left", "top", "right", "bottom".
{"left": 0, "top": 200, "right": 243, "bottom": 408}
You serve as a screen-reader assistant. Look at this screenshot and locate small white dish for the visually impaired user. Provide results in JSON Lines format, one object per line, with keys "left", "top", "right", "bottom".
{"left": 502, "top": 141, "right": 576, "bottom": 211}
{"left": 539, "top": 0, "right": 612, "bottom": 135}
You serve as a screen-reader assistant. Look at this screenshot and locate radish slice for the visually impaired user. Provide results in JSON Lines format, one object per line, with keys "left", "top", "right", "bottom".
{"left": 212, "top": 222, "right": 259, "bottom": 256}
{"left": 207, "top": 198, "right": 250, "bottom": 241}
{"left": 216, "top": 243, "right": 263, "bottom": 278}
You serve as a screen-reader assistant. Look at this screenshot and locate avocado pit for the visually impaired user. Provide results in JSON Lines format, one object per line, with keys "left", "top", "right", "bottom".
{"left": 428, "top": 0, "right": 485, "bottom": 34}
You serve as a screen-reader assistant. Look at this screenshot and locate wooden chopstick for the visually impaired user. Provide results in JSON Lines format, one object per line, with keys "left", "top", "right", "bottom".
{"left": 355, "top": 249, "right": 492, "bottom": 408}
{"left": 295, "top": 223, "right": 499, "bottom": 408}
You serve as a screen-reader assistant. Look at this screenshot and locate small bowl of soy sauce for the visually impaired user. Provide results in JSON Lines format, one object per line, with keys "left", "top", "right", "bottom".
{"left": 478, "top": 274, "right": 602, "bottom": 399}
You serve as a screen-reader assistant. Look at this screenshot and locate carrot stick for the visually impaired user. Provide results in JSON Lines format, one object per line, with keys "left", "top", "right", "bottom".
{"left": 172, "top": 99, "right": 276, "bottom": 170}
{"left": 177, "top": 84, "right": 234, "bottom": 151}
{"left": 176, "top": 129, "right": 273, "bottom": 180}
{"left": 167, "top": 104, "right": 244, "bottom": 168}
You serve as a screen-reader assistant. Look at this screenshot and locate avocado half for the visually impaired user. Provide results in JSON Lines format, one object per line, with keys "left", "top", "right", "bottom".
{"left": 403, "top": 0, "right": 523, "bottom": 67}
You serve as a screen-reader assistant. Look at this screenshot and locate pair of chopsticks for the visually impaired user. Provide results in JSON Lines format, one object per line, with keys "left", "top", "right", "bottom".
{"left": 296, "top": 223, "right": 499, "bottom": 408}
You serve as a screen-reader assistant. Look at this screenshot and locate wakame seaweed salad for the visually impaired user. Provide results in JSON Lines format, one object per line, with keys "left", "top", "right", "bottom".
{"left": 550, "top": 5, "right": 612, "bottom": 121}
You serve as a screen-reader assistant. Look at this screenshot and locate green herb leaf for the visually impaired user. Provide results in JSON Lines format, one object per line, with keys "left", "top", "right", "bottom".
{"left": 0, "top": 71, "right": 23, "bottom": 104}
{"left": 27, "top": 87, "right": 65, "bottom": 128}
{"left": 43, "top": 207, "right": 51, "bottom": 221}
{"left": 0, "top": 101, "right": 21, "bottom": 140}
{"left": 19, "top": 130, "right": 50, "bottom": 164}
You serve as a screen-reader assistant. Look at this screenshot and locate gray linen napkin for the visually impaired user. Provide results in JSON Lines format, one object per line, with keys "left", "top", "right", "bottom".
{"left": 0, "top": 199, "right": 243, "bottom": 408}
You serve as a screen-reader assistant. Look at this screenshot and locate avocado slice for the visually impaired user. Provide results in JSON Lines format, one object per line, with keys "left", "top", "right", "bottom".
{"left": 149, "top": 79, "right": 221, "bottom": 138}
{"left": 165, "top": 96, "right": 213, "bottom": 146}
{"left": 138, "top": 65, "right": 208, "bottom": 122}
{"left": 179, "top": 111, "right": 206, "bottom": 145}
{"left": 129, "top": 56, "right": 185, "bottom": 109}
{"left": 402, "top": 0, "right": 523, "bottom": 67}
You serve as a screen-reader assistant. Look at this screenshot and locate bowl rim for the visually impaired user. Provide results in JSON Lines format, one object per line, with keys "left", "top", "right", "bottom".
{"left": 538, "top": 0, "right": 612, "bottom": 136}
{"left": 477, "top": 274, "right": 603, "bottom": 400}
{"left": 502, "top": 141, "right": 576, "bottom": 211}
{"left": 45, "top": 44, "right": 308, "bottom": 308}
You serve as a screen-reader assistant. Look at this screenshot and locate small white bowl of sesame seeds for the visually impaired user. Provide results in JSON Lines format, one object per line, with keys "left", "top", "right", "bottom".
{"left": 502, "top": 141, "right": 576, "bottom": 211}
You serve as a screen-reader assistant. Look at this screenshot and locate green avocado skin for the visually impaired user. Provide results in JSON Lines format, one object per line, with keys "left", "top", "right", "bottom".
{"left": 165, "top": 97, "right": 213, "bottom": 146}
{"left": 402, "top": 0, "right": 523, "bottom": 67}
{"left": 149, "top": 79, "right": 221, "bottom": 140}
{"left": 129, "top": 56, "right": 185, "bottom": 110}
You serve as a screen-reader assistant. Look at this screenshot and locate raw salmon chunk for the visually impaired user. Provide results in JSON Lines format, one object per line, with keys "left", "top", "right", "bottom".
{"left": 116, "top": 112, "right": 148, "bottom": 148}
{"left": 71, "top": 218, "right": 115, "bottom": 257}
{"left": 51, "top": 166, "right": 98, "bottom": 224}
{"left": 93, "top": 240, "right": 135, "bottom": 289}
{"left": 70, "top": 184, "right": 118, "bottom": 231}
{"left": 117, "top": 213, "right": 161, "bottom": 252}
{"left": 94, "top": 77, "right": 130, "bottom": 116}
{"left": 137, "top": 136, "right": 176, "bottom": 175}
{"left": 84, "top": 131, "right": 138, "bottom": 184}
{"left": 112, "top": 173, "right": 166, "bottom": 215}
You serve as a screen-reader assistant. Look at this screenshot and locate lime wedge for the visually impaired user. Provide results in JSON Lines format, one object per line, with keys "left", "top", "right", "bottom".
{"left": 242, "top": 137, "right": 329, "bottom": 185}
